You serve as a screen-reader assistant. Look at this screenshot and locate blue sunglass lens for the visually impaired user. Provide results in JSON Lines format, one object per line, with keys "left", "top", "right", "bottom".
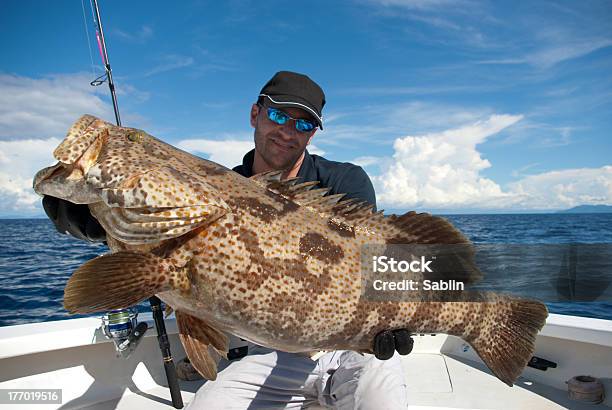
{"left": 296, "top": 120, "right": 315, "bottom": 132}
{"left": 267, "top": 108, "right": 288, "bottom": 125}
{"left": 266, "top": 107, "right": 316, "bottom": 133}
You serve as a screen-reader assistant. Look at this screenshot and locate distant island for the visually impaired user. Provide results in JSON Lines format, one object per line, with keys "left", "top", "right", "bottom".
{"left": 557, "top": 205, "right": 612, "bottom": 214}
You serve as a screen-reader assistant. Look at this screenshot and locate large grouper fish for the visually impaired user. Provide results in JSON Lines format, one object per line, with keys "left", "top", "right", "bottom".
{"left": 33, "top": 114, "right": 547, "bottom": 385}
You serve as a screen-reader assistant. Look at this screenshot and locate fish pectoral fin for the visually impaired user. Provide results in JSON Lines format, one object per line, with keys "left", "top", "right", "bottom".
{"left": 176, "top": 311, "right": 229, "bottom": 381}
{"left": 92, "top": 166, "right": 229, "bottom": 245}
{"left": 101, "top": 166, "right": 229, "bottom": 210}
{"left": 90, "top": 202, "right": 227, "bottom": 245}
{"left": 64, "top": 251, "right": 188, "bottom": 314}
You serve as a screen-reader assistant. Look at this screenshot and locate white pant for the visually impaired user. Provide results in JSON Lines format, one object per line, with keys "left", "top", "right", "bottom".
{"left": 185, "top": 345, "right": 408, "bottom": 410}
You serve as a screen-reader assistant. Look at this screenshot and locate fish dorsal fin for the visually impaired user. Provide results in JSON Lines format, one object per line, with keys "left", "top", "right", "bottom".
{"left": 250, "top": 170, "right": 303, "bottom": 194}
{"left": 251, "top": 172, "right": 469, "bottom": 241}
{"left": 176, "top": 311, "right": 229, "bottom": 381}
{"left": 250, "top": 172, "right": 388, "bottom": 228}
{"left": 385, "top": 211, "right": 466, "bottom": 243}
{"left": 257, "top": 174, "right": 480, "bottom": 283}
{"left": 383, "top": 211, "right": 482, "bottom": 284}
{"left": 250, "top": 170, "right": 283, "bottom": 186}
{"left": 250, "top": 171, "right": 333, "bottom": 207}
{"left": 251, "top": 172, "right": 479, "bottom": 284}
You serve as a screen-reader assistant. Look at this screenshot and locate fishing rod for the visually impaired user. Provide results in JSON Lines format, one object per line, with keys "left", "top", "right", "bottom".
{"left": 87, "top": 1, "right": 183, "bottom": 407}
{"left": 91, "top": 0, "right": 121, "bottom": 126}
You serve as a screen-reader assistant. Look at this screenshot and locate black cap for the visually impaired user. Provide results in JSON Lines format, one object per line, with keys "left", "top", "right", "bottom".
{"left": 259, "top": 71, "right": 326, "bottom": 129}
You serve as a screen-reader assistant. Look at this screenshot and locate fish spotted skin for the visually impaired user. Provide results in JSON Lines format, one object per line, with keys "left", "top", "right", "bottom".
{"left": 33, "top": 115, "right": 548, "bottom": 385}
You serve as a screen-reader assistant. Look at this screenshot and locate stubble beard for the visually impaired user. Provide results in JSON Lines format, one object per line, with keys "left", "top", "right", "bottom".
{"left": 256, "top": 131, "right": 302, "bottom": 171}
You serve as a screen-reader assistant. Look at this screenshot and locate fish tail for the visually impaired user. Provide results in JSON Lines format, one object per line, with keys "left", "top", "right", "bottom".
{"left": 64, "top": 251, "right": 189, "bottom": 314}
{"left": 466, "top": 297, "right": 548, "bottom": 386}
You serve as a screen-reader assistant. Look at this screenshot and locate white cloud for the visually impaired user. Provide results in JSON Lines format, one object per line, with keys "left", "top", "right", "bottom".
{"left": 365, "top": 0, "right": 612, "bottom": 68}
{"left": 353, "top": 156, "right": 382, "bottom": 167}
{"left": 336, "top": 85, "right": 483, "bottom": 96}
{"left": 113, "top": 25, "right": 153, "bottom": 43}
{"left": 176, "top": 137, "right": 325, "bottom": 169}
{"left": 508, "top": 167, "right": 612, "bottom": 209}
{"left": 177, "top": 139, "right": 325, "bottom": 170}
{"left": 479, "top": 38, "right": 612, "bottom": 69}
{"left": 372, "top": 114, "right": 612, "bottom": 210}
{"left": 374, "top": 114, "right": 521, "bottom": 208}
{"left": 176, "top": 138, "right": 254, "bottom": 168}
{"left": 387, "top": 102, "right": 492, "bottom": 132}
{"left": 0, "top": 73, "right": 113, "bottom": 139}
{"left": 525, "top": 38, "right": 612, "bottom": 69}
{"left": 0, "top": 72, "right": 150, "bottom": 215}
{"left": 319, "top": 102, "right": 493, "bottom": 147}
{"left": 511, "top": 162, "right": 540, "bottom": 178}
{"left": 475, "top": 58, "right": 526, "bottom": 65}
{"left": 144, "top": 55, "right": 194, "bottom": 77}
{"left": 0, "top": 138, "right": 60, "bottom": 216}
{"left": 307, "top": 144, "right": 325, "bottom": 156}
{"left": 365, "top": 0, "right": 472, "bottom": 11}
{"left": 115, "top": 83, "right": 150, "bottom": 103}
{"left": 316, "top": 123, "right": 393, "bottom": 147}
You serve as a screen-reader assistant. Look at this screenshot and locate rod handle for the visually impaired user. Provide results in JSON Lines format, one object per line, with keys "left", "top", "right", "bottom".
{"left": 164, "top": 359, "right": 184, "bottom": 408}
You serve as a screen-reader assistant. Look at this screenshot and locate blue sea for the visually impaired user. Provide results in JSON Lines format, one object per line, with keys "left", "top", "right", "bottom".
{"left": 0, "top": 214, "right": 611, "bottom": 327}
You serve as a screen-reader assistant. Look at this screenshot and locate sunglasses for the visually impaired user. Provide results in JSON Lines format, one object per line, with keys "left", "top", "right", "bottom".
{"left": 259, "top": 104, "right": 317, "bottom": 133}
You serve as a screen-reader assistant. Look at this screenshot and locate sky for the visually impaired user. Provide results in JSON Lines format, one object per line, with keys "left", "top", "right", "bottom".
{"left": 1, "top": 0, "right": 611, "bottom": 217}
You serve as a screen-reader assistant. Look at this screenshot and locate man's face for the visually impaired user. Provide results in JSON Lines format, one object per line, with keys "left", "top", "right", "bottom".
{"left": 250, "top": 102, "right": 317, "bottom": 171}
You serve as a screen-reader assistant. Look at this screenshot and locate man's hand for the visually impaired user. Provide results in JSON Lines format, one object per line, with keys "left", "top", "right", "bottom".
{"left": 373, "top": 329, "right": 414, "bottom": 360}
{"left": 42, "top": 196, "right": 107, "bottom": 242}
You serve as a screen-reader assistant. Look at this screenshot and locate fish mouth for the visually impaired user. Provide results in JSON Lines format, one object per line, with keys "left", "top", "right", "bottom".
{"left": 33, "top": 163, "right": 65, "bottom": 193}
{"left": 33, "top": 162, "right": 99, "bottom": 204}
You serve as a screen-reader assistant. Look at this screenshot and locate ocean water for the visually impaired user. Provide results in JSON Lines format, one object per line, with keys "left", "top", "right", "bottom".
{"left": 0, "top": 214, "right": 611, "bottom": 327}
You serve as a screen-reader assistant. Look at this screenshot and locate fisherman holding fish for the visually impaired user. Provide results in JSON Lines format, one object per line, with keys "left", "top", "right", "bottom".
{"left": 42, "top": 71, "right": 413, "bottom": 408}
{"left": 36, "top": 68, "right": 547, "bottom": 409}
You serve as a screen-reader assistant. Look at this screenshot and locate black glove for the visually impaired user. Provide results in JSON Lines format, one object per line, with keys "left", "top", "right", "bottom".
{"left": 373, "top": 329, "right": 414, "bottom": 360}
{"left": 42, "top": 195, "right": 107, "bottom": 242}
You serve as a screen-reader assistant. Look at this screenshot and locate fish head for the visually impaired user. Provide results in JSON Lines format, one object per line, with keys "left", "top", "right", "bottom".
{"left": 33, "top": 115, "right": 109, "bottom": 204}
{"left": 34, "top": 114, "right": 232, "bottom": 245}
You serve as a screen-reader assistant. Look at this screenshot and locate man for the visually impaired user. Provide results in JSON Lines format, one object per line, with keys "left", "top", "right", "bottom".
{"left": 233, "top": 71, "right": 376, "bottom": 208}
{"left": 188, "top": 71, "right": 410, "bottom": 409}
{"left": 42, "top": 71, "right": 412, "bottom": 409}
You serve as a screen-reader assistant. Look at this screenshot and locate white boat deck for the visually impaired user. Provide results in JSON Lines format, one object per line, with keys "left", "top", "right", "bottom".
{"left": 1, "top": 313, "right": 610, "bottom": 409}
{"left": 83, "top": 354, "right": 608, "bottom": 410}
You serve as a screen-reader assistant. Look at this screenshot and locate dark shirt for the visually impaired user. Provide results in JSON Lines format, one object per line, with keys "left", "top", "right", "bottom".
{"left": 233, "top": 149, "right": 377, "bottom": 209}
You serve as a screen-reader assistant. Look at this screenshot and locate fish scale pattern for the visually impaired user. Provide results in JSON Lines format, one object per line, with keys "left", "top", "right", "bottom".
{"left": 33, "top": 115, "right": 548, "bottom": 385}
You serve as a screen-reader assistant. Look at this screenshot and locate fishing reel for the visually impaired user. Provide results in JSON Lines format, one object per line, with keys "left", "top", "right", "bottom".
{"left": 101, "top": 308, "right": 148, "bottom": 358}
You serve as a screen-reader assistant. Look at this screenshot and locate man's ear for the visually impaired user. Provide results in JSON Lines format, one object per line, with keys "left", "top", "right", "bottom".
{"left": 250, "top": 104, "right": 259, "bottom": 128}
